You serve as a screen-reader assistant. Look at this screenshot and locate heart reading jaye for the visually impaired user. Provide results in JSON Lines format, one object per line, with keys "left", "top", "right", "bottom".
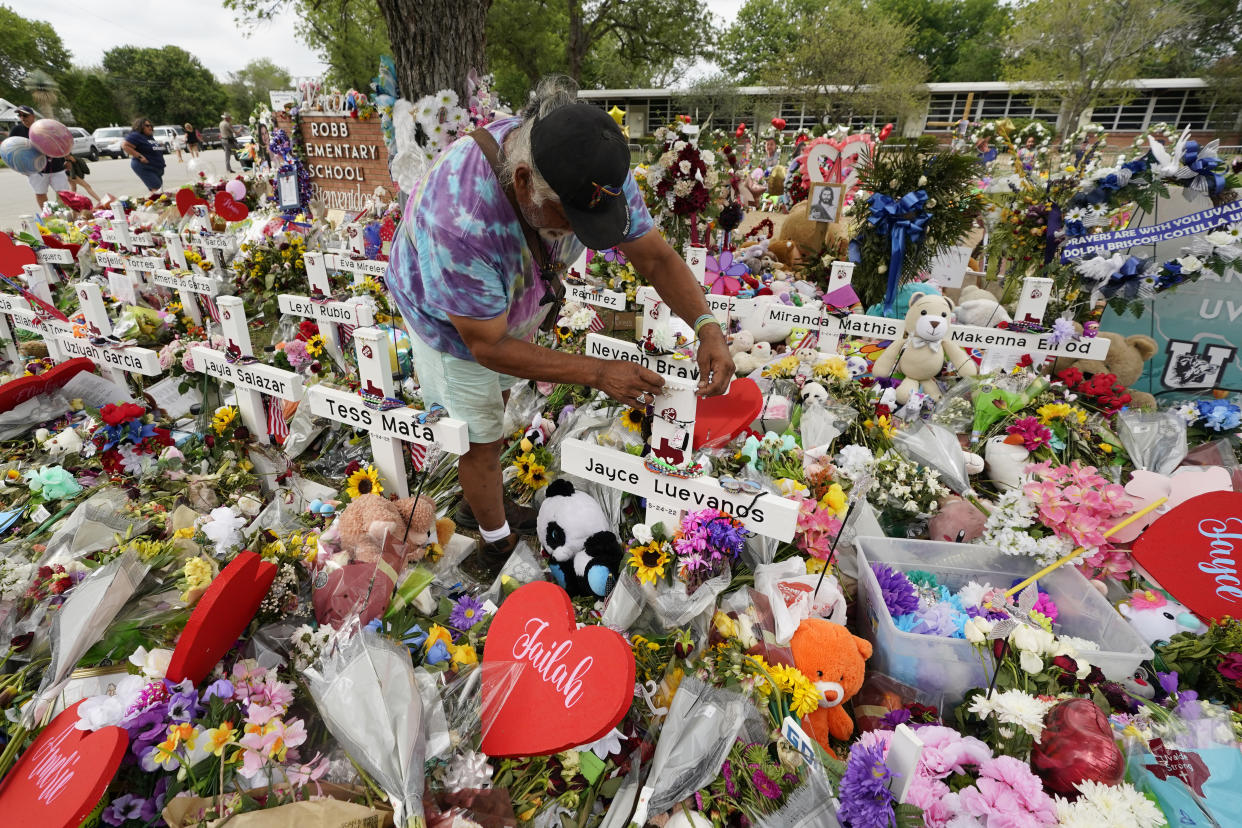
{"left": 1131, "top": 490, "right": 1242, "bottom": 622}
{"left": 480, "top": 581, "right": 635, "bottom": 757}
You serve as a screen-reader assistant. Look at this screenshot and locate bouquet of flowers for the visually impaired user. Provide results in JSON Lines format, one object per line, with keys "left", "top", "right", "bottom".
{"left": 230, "top": 232, "right": 308, "bottom": 317}
{"left": 645, "top": 119, "right": 721, "bottom": 248}
{"left": 85, "top": 403, "right": 175, "bottom": 478}
{"left": 551, "top": 300, "right": 603, "bottom": 355}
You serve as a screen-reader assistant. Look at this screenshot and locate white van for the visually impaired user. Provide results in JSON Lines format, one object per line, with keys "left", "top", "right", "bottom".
{"left": 152, "top": 125, "right": 186, "bottom": 153}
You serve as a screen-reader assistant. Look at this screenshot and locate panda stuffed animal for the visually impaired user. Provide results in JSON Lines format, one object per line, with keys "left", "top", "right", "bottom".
{"left": 536, "top": 478, "right": 624, "bottom": 597}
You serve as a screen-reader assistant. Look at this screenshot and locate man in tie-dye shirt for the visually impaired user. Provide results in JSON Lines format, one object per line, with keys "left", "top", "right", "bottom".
{"left": 386, "top": 77, "right": 733, "bottom": 581}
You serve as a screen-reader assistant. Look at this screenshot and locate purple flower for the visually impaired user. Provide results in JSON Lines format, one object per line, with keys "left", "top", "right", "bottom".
{"left": 838, "top": 742, "right": 897, "bottom": 828}
{"left": 449, "top": 595, "right": 486, "bottom": 631}
{"left": 1157, "top": 671, "right": 1180, "bottom": 696}
{"left": 167, "top": 685, "right": 201, "bottom": 722}
{"left": 752, "top": 769, "right": 781, "bottom": 799}
{"left": 872, "top": 564, "right": 918, "bottom": 617}
{"left": 722, "top": 758, "right": 737, "bottom": 797}
{"left": 103, "top": 793, "right": 145, "bottom": 826}
{"left": 1032, "top": 591, "right": 1059, "bottom": 622}
{"left": 1049, "top": 318, "right": 1076, "bottom": 346}
{"left": 202, "top": 678, "right": 234, "bottom": 702}
{"left": 880, "top": 708, "right": 912, "bottom": 730}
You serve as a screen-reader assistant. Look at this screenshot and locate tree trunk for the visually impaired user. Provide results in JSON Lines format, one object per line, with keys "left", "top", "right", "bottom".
{"left": 566, "top": 0, "right": 585, "bottom": 83}
{"left": 375, "top": 0, "right": 492, "bottom": 101}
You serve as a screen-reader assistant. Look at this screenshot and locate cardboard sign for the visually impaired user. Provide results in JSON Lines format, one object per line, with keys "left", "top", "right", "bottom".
{"left": 481, "top": 581, "right": 634, "bottom": 757}
{"left": 166, "top": 550, "right": 277, "bottom": 684}
{"left": 1132, "top": 491, "right": 1242, "bottom": 621}
{"left": 0, "top": 701, "right": 126, "bottom": 826}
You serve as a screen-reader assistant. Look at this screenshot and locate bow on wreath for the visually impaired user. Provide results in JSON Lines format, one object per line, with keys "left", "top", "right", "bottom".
{"left": 1182, "top": 141, "right": 1225, "bottom": 195}
{"left": 867, "top": 189, "right": 932, "bottom": 316}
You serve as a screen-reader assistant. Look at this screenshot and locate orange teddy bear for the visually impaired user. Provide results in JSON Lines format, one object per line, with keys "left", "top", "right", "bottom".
{"left": 790, "top": 617, "right": 873, "bottom": 758}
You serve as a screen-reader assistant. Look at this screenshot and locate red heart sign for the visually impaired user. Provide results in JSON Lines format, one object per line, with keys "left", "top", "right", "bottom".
{"left": 0, "top": 701, "right": 126, "bottom": 826}
{"left": 0, "top": 233, "right": 38, "bottom": 278}
{"left": 214, "top": 191, "right": 250, "bottom": 222}
{"left": 175, "top": 188, "right": 208, "bottom": 217}
{"left": 166, "top": 550, "right": 277, "bottom": 684}
{"left": 1131, "top": 491, "right": 1242, "bottom": 622}
{"left": 694, "top": 377, "right": 762, "bottom": 450}
{"left": 0, "top": 358, "right": 95, "bottom": 415}
{"left": 481, "top": 581, "right": 634, "bottom": 757}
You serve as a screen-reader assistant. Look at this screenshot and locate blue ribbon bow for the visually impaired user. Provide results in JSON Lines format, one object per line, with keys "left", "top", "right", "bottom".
{"left": 1099, "top": 255, "right": 1147, "bottom": 299}
{"left": 1182, "top": 141, "right": 1225, "bottom": 195}
{"left": 868, "top": 189, "right": 932, "bottom": 316}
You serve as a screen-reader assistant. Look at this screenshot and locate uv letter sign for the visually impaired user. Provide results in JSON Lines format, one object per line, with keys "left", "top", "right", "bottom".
{"left": 1132, "top": 491, "right": 1242, "bottom": 621}
{"left": 481, "top": 582, "right": 634, "bottom": 757}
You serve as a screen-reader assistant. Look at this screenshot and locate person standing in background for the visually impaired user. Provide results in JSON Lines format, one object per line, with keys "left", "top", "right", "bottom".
{"left": 10, "top": 105, "right": 68, "bottom": 209}
{"left": 121, "top": 118, "right": 165, "bottom": 193}
{"left": 184, "top": 123, "right": 200, "bottom": 158}
{"left": 219, "top": 113, "right": 236, "bottom": 173}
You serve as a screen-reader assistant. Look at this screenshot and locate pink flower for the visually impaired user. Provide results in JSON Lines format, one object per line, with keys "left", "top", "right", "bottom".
{"left": 1005, "top": 417, "right": 1051, "bottom": 451}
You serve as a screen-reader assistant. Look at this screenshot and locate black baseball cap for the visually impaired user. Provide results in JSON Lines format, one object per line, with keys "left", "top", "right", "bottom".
{"left": 531, "top": 103, "right": 631, "bottom": 250}
{"left": 14, "top": 106, "right": 33, "bottom": 116}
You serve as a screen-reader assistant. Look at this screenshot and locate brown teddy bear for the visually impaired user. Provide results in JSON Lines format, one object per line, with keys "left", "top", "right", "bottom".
{"left": 1052, "top": 331, "right": 1158, "bottom": 409}
{"left": 872, "top": 291, "right": 978, "bottom": 403}
{"left": 773, "top": 201, "right": 827, "bottom": 267}
{"left": 313, "top": 493, "right": 454, "bottom": 627}
{"left": 791, "top": 618, "right": 873, "bottom": 758}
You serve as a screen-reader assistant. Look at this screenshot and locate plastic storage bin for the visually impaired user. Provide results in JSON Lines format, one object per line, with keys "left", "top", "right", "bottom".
{"left": 855, "top": 535, "right": 1153, "bottom": 711}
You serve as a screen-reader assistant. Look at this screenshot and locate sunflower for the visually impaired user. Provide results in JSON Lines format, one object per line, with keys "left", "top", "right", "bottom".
{"left": 513, "top": 451, "right": 533, "bottom": 477}
{"left": 305, "top": 334, "right": 325, "bottom": 357}
{"left": 620, "top": 407, "right": 645, "bottom": 433}
{"left": 770, "top": 664, "right": 821, "bottom": 718}
{"left": 211, "top": 405, "right": 238, "bottom": 435}
{"left": 523, "top": 462, "right": 549, "bottom": 489}
{"left": 345, "top": 465, "right": 383, "bottom": 499}
{"left": 628, "top": 542, "right": 669, "bottom": 585}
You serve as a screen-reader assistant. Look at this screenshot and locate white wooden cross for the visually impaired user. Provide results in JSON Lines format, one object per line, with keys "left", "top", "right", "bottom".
{"left": 0, "top": 291, "right": 70, "bottom": 363}
{"left": 0, "top": 293, "right": 31, "bottom": 367}
{"left": 20, "top": 263, "right": 55, "bottom": 306}
{"left": 325, "top": 250, "right": 387, "bottom": 284}
{"left": 563, "top": 333, "right": 800, "bottom": 541}
{"left": 155, "top": 233, "right": 222, "bottom": 328}
{"left": 181, "top": 220, "right": 235, "bottom": 275}
{"left": 189, "top": 296, "right": 304, "bottom": 446}
{"left": 54, "top": 283, "right": 161, "bottom": 385}
{"left": 35, "top": 246, "right": 74, "bottom": 290}
{"left": 280, "top": 251, "right": 376, "bottom": 369}
{"left": 305, "top": 326, "right": 469, "bottom": 499}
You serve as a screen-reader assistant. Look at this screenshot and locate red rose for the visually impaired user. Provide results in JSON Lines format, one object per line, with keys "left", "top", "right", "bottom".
{"left": 99, "top": 403, "right": 127, "bottom": 426}
{"left": 1056, "top": 367, "right": 1084, "bottom": 387}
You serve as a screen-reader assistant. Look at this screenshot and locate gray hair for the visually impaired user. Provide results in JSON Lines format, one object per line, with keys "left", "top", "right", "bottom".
{"left": 501, "top": 75, "right": 579, "bottom": 205}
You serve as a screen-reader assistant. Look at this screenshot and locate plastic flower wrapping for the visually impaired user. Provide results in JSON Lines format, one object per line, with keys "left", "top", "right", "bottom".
{"left": 1, "top": 109, "right": 1242, "bottom": 828}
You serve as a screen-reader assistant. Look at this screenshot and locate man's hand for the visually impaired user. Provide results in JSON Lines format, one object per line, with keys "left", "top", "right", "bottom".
{"left": 695, "top": 327, "right": 734, "bottom": 397}
{"left": 595, "top": 360, "right": 666, "bottom": 410}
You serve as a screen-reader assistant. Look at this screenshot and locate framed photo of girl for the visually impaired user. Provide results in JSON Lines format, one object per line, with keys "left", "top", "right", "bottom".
{"left": 808, "top": 182, "right": 843, "bottom": 224}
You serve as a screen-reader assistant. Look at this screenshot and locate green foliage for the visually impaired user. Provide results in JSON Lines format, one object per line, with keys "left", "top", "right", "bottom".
{"left": 1137, "top": 0, "right": 1242, "bottom": 76}
{"left": 767, "top": 1, "right": 929, "bottom": 124}
{"left": 1155, "top": 619, "right": 1242, "bottom": 709}
{"left": 716, "top": 0, "right": 824, "bottom": 84}
{"left": 849, "top": 137, "right": 984, "bottom": 309}
{"left": 0, "top": 5, "right": 71, "bottom": 106}
{"left": 1004, "top": 0, "right": 1197, "bottom": 132}
{"left": 226, "top": 58, "right": 293, "bottom": 121}
{"left": 874, "top": 0, "right": 1011, "bottom": 81}
{"left": 486, "top": 0, "right": 569, "bottom": 106}
{"left": 101, "top": 45, "right": 228, "bottom": 126}
{"left": 58, "top": 68, "right": 124, "bottom": 131}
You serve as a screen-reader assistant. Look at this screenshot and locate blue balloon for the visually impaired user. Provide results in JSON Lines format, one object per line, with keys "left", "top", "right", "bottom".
{"left": 1, "top": 136, "right": 46, "bottom": 174}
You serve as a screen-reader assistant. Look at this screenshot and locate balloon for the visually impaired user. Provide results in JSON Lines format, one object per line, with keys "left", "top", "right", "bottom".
{"left": 607, "top": 105, "right": 625, "bottom": 126}
{"left": 1, "top": 136, "right": 46, "bottom": 174}
{"left": 224, "top": 179, "right": 246, "bottom": 200}
{"left": 380, "top": 324, "right": 413, "bottom": 378}
{"left": 735, "top": 123, "right": 747, "bottom": 137}
{"left": 186, "top": 157, "right": 217, "bottom": 180}
{"left": 1031, "top": 699, "right": 1124, "bottom": 795}
{"left": 771, "top": 117, "right": 787, "bottom": 131}
{"left": 879, "top": 122, "right": 895, "bottom": 142}
{"left": 28, "top": 119, "right": 73, "bottom": 158}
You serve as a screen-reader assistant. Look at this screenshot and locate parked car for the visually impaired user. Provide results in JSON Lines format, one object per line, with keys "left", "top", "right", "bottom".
{"left": 93, "top": 126, "right": 127, "bottom": 159}
{"left": 152, "top": 125, "right": 185, "bottom": 153}
{"left": 199, "top": 127, "right": 221, "bottom": 148}
{"left": 67, "top": 127, "right": 98, "bottom": 161}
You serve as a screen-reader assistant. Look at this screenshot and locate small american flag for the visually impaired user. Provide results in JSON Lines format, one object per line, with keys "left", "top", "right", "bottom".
{"left": 201, "top": 295, "right": 222, "bottom": 324}
{"left": 338, "top": 324, "right": 356, "bottom": 350}
{"left": 408, "top": 442, "right": 428, "bottom": 472}
{"left": 266, "top": 397, "right": 289, "bottom": 442}
{"left": 588, "top": 310, "right": 606, "bottom": 333}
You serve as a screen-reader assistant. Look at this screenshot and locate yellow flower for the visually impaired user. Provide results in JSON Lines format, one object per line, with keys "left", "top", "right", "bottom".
{"left": 628, "top": 542, "right": 668, "bottom": 585}
{"left": 305, "top": 334, "right": 324, "bottom": 357}
{"left": 770, "top": 663, "right": 821, "bottom": 718}
{"left": 814, "top": 355, "right": 849, "bottom": 381}
{"left": 805, "top": 556, "right": 827, "bottom": 574}
{"left": 238, "top": 459, "right": 254, "bottom": 472}
{"left": 775, "top": 478, "right": 809, "bottom": 498}
{"left": 425, "top": 623, "right": 453, "bottom": 653}
{"left": 204, "top": 721, "right": 237, "bottom": 757}
{"left": 173, "top": 527, "right": 196, "bottom": 539}
{"left": 522, "top": 463, "right": 549, "bottom": 489}
{"left": 1099, "top": 443, "right": 1113, "bottom": 454}
{"left": 211, "top": 405, "right": 238, "bottom": 435}
{"left": 865, "top": 415, "right": 895, "bottom": 439}
{"left": 620, "top": 407, "right": 645, "bottom": 433}
{"left": 1036, "top": 402, "right": 1087, "bottom": 424}
{"left": 712, "top": 610, "right": 738, "bottom": 640}
{"left": 819, "top": 483, "right": 846, "bottom": 517}
{"left": 450, "top": 643, "right": 478, "bottom": 667}
{"left": 345, "top": 465, "right": 382, "bottom": 499}
{"left": 513, "top": 451, "right": 533, "bottom": 477}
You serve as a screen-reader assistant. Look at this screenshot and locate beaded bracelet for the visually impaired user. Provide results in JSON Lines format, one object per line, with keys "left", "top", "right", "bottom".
{"left": 692, "top": 313, "right": 720, "bottom": 336}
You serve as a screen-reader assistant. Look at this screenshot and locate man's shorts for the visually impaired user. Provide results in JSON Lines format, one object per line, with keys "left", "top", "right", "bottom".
{"left": 27, "top": 170, "right": 68, "bottom": 195}
{"left": 409, "top": 331, "right": 517, "bottom": 444}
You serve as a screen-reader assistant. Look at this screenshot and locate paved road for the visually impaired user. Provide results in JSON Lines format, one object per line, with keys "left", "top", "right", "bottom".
{"left": 0, "top": 147, "right": 241, "bottom": 233}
